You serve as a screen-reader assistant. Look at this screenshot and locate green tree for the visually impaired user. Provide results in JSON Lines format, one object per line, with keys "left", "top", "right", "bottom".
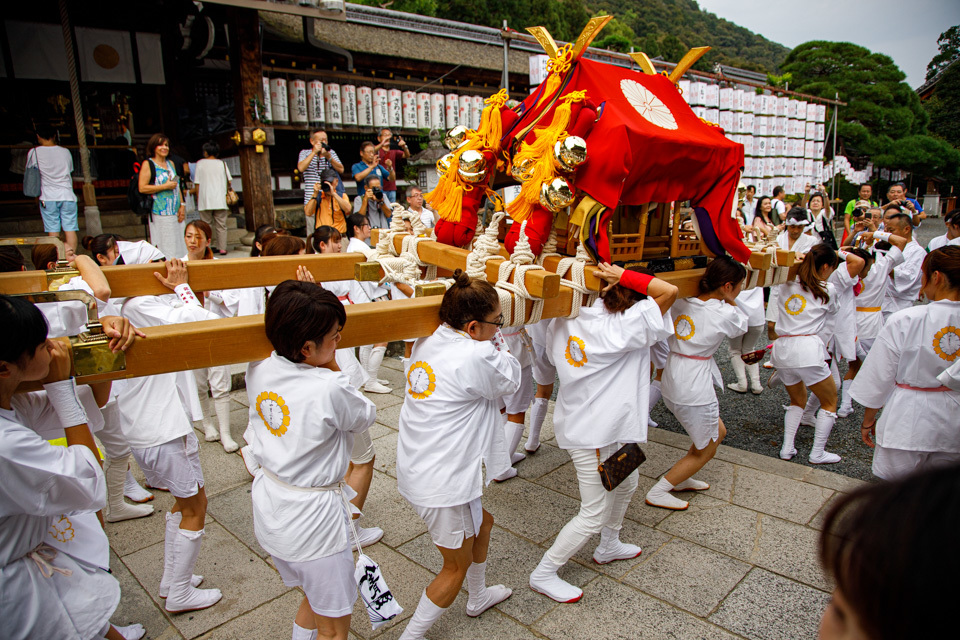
{"left": 926, "top": 58, "right": 960, "bottom": 149}
{"left": 784, "top": 40, "right": 957, "bottom": 180}
{"left": 925, "top": 25, "right": 960, "bottom": 82}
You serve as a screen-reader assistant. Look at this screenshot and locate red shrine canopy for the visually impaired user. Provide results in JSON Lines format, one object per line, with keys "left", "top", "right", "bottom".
{"left": 514, "top": 59, "right": 750, "bottom": 263}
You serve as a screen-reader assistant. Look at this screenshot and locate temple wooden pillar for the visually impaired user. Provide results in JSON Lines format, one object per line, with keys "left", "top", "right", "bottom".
{"left": 228, "top": 8, "right": 275, "bottom": 233}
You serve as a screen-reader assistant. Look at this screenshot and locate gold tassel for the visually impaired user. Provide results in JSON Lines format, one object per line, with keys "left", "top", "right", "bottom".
{"left": 536, "top": 45, "right": 574, "bottom": 109}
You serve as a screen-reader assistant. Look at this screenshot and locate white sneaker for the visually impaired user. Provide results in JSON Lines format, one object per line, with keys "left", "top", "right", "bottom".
{"left": 351, "top": 524, "right": 384, "bottom": 548}
{"left": 363, "top": 381, "right": 393, "bottom": 394}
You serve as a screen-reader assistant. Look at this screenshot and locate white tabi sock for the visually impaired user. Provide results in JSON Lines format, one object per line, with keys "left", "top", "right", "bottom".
{"left": 645, "top": 477, "right": 688, "bottom": 510}
{"left": 291, "top": 622, "right": 317, "bottom": 640}
{"left": 781, "top": 405, "right": 804, "bottom": 460}
{"left": 526, "top": 397, "right": 548, "bottom": 452}
{"left": 465, "top": 561, "right": 512, "bottom": 617}
{"left": 398, "top": 591, "right": 447, "bottom": 640}
{"left": 838, "top": 379, "right": 854, "bottom": 416}
{"left": 648, "top": 380, "right": 662, "bottom": 428}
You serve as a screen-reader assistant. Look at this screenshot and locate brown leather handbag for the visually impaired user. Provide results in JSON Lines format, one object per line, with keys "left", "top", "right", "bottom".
{"left": 596, "top": 443, "right": 646, "bottom": 491}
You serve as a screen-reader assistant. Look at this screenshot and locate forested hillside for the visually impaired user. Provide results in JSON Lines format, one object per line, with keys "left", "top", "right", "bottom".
{"left": 354, "top": 0, "right": 789, "bottom": 73}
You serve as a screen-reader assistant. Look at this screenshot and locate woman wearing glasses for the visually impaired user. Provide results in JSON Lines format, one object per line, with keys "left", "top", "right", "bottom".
{"left": 529, "top": 264, "right": 678, "bottom": 604}
{"left": 396, "top": 270, "right": 520, "bottom": 640}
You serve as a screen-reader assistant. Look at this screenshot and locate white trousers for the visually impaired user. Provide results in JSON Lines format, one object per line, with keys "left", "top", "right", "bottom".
{"left": 193, "top": 366, "right": 231, "bottom": 400}
{"left": 544, "top": 444, "right": 639, "bottom": 565}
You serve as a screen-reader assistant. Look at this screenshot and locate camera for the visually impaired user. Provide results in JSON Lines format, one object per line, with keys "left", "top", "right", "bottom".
{"left": 851, "top": 207, "right": 866, "bottom": 218}
{"left": 321, "top": 142, "right": 330, "bottom": 151}
{"left": 321, "top": 182, "right": 331, "bottom": 194}
{"left": 372, "top": 187, "right": 383, "bottom": 201}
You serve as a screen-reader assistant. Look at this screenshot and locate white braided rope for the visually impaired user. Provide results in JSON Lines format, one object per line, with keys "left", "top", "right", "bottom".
{"left": 535, "top": 216, "right": 562, "bottom": 266}
{"left": 373, "top": 204, "right": 408, "bottom": 259}
{"left": 494, "top": 221, "right": 548, "bottom": 326}
{"left": 466, "top": 211, "right": 506, "bottom": 280}
{"left": 553, "top": 243, "right": 597, "bottom": 319}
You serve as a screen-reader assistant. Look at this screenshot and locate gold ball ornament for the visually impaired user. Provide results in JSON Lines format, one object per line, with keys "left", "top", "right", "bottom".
{"left": 553, "top": 136, "right": 587, "bottom": 172}
{"left": 437, "top": 153, "right": 454, "bottom": 175}
{"left": 510, "top": 157, "right": 534, "bottom": 182}
{"left": 444, "top": 125, "right": 469, "bottom": 150}
{"left": 539, "top": 177, "right": 575, "bottom": 212}
{"left": 458, "top": 149, "right": 487, "bottom": 184}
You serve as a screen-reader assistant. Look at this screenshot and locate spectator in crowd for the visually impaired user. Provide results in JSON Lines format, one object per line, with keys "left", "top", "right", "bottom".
{"left": 194, "top": 141, "right": 232, "bottom": 255}
{"left": 405, "top": 185, "right": 435, "bottom": 228}
{"left": 928, "top": 209, "right": 960, "bottom": 251}
{"left": 139, "top": 133, "right": 187, "bottom": 259}
{"left": 305, "top": 167, "right": 351, "bottom": 234}
{"left": 741, "top": 185, "right": 757, "bottom": 223}
{"left": 27, "top": 125, "right": 79, "bottom": 253}
{"left": 374, "top": 128, "right": 410, "bottom": 203}
{"left": 885, "top": 182, "right": 925, "bottom": 227}
{"left": 843, "top": 183, "right": 878, "bottom": 244}
{"left": 298, "top": 129, "right": 345, "bottom": 232}
{"left": 352, "top": 141, "right": 393, "bottom": 200}
{"left": 353, "top": 175, "right": 392, "bottom": 230}
{"left": 771, "top": 186, "right": 787, "bottom": 225}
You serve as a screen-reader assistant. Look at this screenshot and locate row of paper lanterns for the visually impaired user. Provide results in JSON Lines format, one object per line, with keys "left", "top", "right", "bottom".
{"left": 264, "top": 77, "right": 488, "bottom": 130}
{"left": 678, "top": 81, "right": 828, "bottom": 123}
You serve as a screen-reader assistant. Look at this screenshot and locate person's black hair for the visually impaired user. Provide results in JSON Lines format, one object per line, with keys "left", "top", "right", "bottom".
{"left": 346, "top": 213, "right": 368, "bottom": 239}
{"left": 81, "top": 234, "right": 120, "bottom": 265}
{"left": 0, "top": 294, "right": 49, "bottom": 364}
{"left": 797, "top": 244, "right": 838, "bottom": 303}
{"left": 602, "top": 266, "right": 652, "bottom": 313}
{"left": 923, "top": 245, "right": 960, "bottom": 291}
{"left": 746, "top": 185, "right": 756, "bottom": 192}
{"left": 31, "top": 244, "right": 58, "bottom": 271}
{"left": 261, "top": 235, "right": 305, "bottom": 256}
{"left": 944, "top": 208, "right": 960, "bottom": 226}
{"left": 364, "top": 174, "right": 381, "bottom": 187}
{"left": 35, "top": 124, "right": 56, "bottom": 141}
{"left": 891, "top": 181, "right": 907, "bottom": 190}
{"left": 699, "top": 256, "right": 747, "bottom": 294}
{"left": 885, "top": 211, "right": 911, "bottom": 230}
{"left": 251, "top": 224, "right": 278, "bottom": 257}
{"left": 320, "top": 167, "right": 339, "bottom": 185}
{"left": 819, "top": 463, "right": 960, "bottom": 640}
{"left": 753, "top": 196, "right": 773, "bottom": 224}
{"left": 772, "top": 185, "right": 784, "bottom": 197}
{"left": 202, "top": 141, "right": 220, "bottom": 158}
{"left": 785, "top": 206, "right": 809, "bottom": 226}
{"left": 264, "top": 280, "right": 346, "bottom": 363}
{"left": 311, "top": 225, "right": 342, "bottom": 253}
{"left": 309, "top": 128, "right": 326, "bottom": 139}
{"left": 360, "top": 141, "right": 375, "bottom": 153}
{"left": 848, "top": 247, "right": 874, "bottom": 266}
{"left": 0, "top": 246, "right": 26, "bottom": 273}
{"left": 858, "top": 182, "right": 872, "bottom": 191}
{"left": 439, "top": 269, "right": 499, "bottom": 330}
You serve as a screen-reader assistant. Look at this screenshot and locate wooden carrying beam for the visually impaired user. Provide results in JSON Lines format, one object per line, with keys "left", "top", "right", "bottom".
{"left": 0, "top": 253, "right": 370, "bottom": 296}
{"left": 386, "top": 234, "right": 562, "bottom": 299}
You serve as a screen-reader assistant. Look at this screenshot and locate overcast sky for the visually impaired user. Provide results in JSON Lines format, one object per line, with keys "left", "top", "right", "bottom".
{"left": 696, "top": 0, "right": 960, "bottom": 88}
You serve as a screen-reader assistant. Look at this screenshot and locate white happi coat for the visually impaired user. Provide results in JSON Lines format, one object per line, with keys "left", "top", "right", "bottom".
{"left": 850, "top": 300, "right": 960, "bottom": 452}
{"left": 501, "top": 327, "right": 535, "bottom": 369}
{"left": 766, "top": 231, "right": 821, "bottom": 323}
{"left": 397, "top": 325, "right": 521, "bottom": 508}
{"left": 770, "top": 280, "right": 838, "bottom": 369}
{"left": 347, "top": 237, "right": 388, "bottom": 300}
{"left": 882, "top": 239, "right": 925, "bottom": 315}
{"left": 855, "top": 246, "right": 904, "bottom": 341}
{"left": 662, "top": 297, "right": 748, "bottom": 406}
{"left": 245, "top": 352, "right": 376, "bottom": 562}
{"left": 546, "top": 297, "right": 671, "bottom": 450}
{"left": 825, "top": 265, "right": 858, "bottom": 361}
{"left": 324, "top": 279, "right": 372, "bottom": 389}
{"left": 735, "top": 287, "right": 765, "bottom": 327}
{"left": 115, "top": 293, "right": 216, "bottom": 448}
{"left": 0, "top": 405, "right": 118, "bottom": 640}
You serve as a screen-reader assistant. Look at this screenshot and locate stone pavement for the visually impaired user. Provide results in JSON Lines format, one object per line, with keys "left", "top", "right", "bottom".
{"left": 109, "top": 356, "right": 863, "bottom": 639}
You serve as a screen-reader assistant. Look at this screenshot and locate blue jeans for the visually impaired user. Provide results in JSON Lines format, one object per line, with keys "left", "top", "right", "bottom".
{"left": 383, "top": 190, "right": 397, "bottom": 204}
{"left": 39, "top": 200, "right": 79, "bottom": 232}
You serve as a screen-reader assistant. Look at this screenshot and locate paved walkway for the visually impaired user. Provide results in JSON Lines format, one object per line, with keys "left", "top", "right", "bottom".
{"left": 109, "top": 356, "right": 862, "bottom": 639}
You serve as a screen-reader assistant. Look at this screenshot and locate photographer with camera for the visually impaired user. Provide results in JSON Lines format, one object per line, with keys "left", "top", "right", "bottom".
{"left": 305, "top": 167, "right": 352, "bottom": 235}
{"left": 353, "top": 174, "right": 392, "bottom": 230}
{"left": 374, "top": 128, "right": 410, "bottom": 204}
{"left": 843, "top": 184, "right": 878, "bottom": 245}
{"left": 884, "top": 182, "right": 925, "bottom": 228}
{"left": 298, "top": 129, "right": 345, "bottom": 232}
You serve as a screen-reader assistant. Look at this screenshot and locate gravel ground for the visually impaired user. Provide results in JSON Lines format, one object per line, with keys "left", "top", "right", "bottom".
{"left": 650, "top": 217, "right": 946, "bottom": 482}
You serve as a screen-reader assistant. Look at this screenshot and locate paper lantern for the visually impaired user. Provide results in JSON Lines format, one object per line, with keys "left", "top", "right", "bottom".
{"left": 373, "top": 88, "right": 388, "bottom": 128}
{"left": 704, "top": 83, "right": 719, "bottom": 108}
{"left": 308, "top": 80, "right": 324, "bottom": 124}
{"left": 445, "top": 93, "right": 459, "bottom": 128}
{"left": 742, "top": 91, "right": 756, "bottom": 113}
{"left": 416, "top": 92, "right": 431, "bottom": 129}
{"left": 402, "top": 91, "right": 417, "bottom": 129}
{"left": 678, "top": 79, "right": 692, "bottom": 104}
{"left": 262, "top": 77, "right": 274, "bottom": 122}
{"left": 719, "top": 87, "right": 733, "bottom": 110}
{"left": 289, "top": 79, "right": 308, "bottom": 124}
{"left": 269, "top": 78, "right": 289, "bottom": 124}
{"left": 388, "top": 88, "right": 403, "bottom": 128}
{"left": 324, "top": 83, "right": 342, "bottom": 126}
{"left": 430, "top": 93, "right": 445, "bottom": 130}
{"left": 471, "top": 95, "right": 483, "bottom": 130}
{"left": 341, "top": 85, "right": 358, "bottom": 126}
{"left": 357, "top": 86, "right": 372, "bottom": 127}
{"left": 458, "top": 95, "right": 471, "bottom": 131}
{"left": 733, "top": 89, "right": 744, "bottom": 112}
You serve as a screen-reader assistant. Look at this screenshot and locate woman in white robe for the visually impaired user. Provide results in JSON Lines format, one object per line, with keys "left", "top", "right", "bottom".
{"left": 0, "top": 295, "right": 143, "bottom": 640}
{"left": 766, "top": 209, "right": 821, "bottom": 333}
{"left": 837, "top": 232, "right": 909, "bottom": 416}
{"left": 647, "top": 257, "right": 748, "bottom": 511}
{"left": 850, "top": 245, "right": 960, "bottom": 479}
{"left": 245, "top": 280, "right": 377, "bottom": 640}
{"left": 396, "top": 271, "right": 520, "bottom": 640}
{"left": 771, "top": 245, "right": 842, "bottom": 464}
{"left": 530, "top": 265, "right": 677, "bottom": 602}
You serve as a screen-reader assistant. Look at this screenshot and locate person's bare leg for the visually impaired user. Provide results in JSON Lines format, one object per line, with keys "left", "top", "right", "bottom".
{"left": 313, "top": 612, "right": 351, "bottom": 640}
{"left": 64, "top": 230, "right": 78, "bottom": 253}
{"left": 647, "top": 422, "right": 725, "bottom": 510}
{"left": 171, "top": 487, "right": 207, "bottom": 531}
{"left": 345, "top": 459, "right": 375, "bottom": 514}
{"left": 427, "top": 540, "right": 474, "bottom": 607}
{"left": 295, "top": 595, "right": 318, "bottom": 630}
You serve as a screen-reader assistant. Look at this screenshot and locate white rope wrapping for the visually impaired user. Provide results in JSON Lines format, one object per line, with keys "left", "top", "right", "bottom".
{"left": 494, "top": 221, "right": 547, "bottom": 327}
{"left": 466, "top": 211, "right": 506, "bottom": 280}
{"left": 535, "top": 224, "right": 562, "bottom": 266}
{"left": 553, "top": 243, "right": 597, "bottom": 319}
